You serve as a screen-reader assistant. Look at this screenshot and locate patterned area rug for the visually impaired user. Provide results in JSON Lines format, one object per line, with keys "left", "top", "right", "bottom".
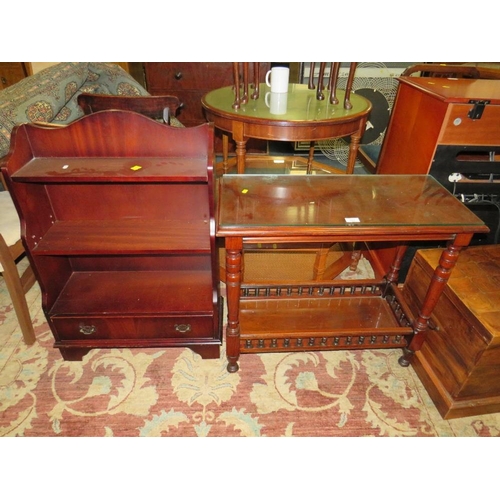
{"left": 2, "top": 258, "right": 500, "bottom": 437}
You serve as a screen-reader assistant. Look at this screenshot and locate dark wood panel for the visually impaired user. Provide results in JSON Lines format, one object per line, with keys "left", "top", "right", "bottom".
{"left": 0, "top": 62, "right": 29, "bottom": 89}
{"left": 376, "top": 81, "right": 448, "bottom": 175}
{"left": 145, "top": 62, "right": 237, "bottom": 91}
{"left": 50, "top": 270, "right": 214, "bottom": 315}
{"left": 143, "top": 62, "right": 270, "bottom": 154}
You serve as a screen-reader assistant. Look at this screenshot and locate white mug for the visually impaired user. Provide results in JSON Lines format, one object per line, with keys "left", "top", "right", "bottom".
{"left": 265, "top": 92, "right": 288, "bottom": 115}
{"left": 265, "top": 66, "right": 289, "bottom": 93}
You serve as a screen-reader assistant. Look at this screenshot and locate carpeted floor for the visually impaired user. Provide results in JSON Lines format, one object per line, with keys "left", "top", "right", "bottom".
{"left": 2, "top": 257, "right": 500, "bottom": 438}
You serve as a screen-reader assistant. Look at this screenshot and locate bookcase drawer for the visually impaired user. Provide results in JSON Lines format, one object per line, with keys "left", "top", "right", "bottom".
{"left": 52, "top": 316, "right": 215, "bottom": 341}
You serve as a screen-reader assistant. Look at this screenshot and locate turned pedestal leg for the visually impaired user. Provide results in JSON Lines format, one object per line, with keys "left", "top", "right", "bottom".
{"left": 346, "top": 116, "right": 368, "bottom": 175}
{"left": 235, "top": 140, "right": 247, "bottom": 174}
{"left": 232, "top": 122, "right": 247, "bottom": 174}
{"left": 399, "top": 236, "right": 472, "bottom": 367}
{"left": 307, "top": 141, "right": 316, "bottom": 174}
{"left": 225, "top": 238, "right": 243, "bottom": 373}
{"left": 346, "top": 134, "right": 360, "bottom": 175}
{"left": 222, "top": 134, "right": 229, "bottom": 173}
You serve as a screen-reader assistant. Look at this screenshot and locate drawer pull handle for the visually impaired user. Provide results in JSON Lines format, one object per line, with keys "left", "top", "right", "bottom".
{"left": 175, "top": 323, "right": 191, "bottom": 333}
{"left": 79, "top": 325, "right": 96, "bottom": 335}
{"left": 174, "top": 72, "right": 183, "bottom": 80}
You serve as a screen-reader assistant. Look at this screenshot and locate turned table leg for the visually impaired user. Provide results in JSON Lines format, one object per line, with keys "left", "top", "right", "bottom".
{"left": 222, "top": 134, "right": 229, "bottom": 173}
{"left": 225, "top": 238, "right": 243, "bottom": 373}
{"left": 345, "top": 116, "right": 368, "bottom": 175}
{"left": 232, "top": 122, "right": 247, "bottom": 174}
{"left": 399, "top": 235, "right": 473, "bottom": 367}
{"left": 383, "top": 243, "right": 408, "bottom": 294}
{"left": 235, "top": 140, "right": 247, "bottom": 174}
{"left": 307, "top": 141, "right": 316, "bottom": 174}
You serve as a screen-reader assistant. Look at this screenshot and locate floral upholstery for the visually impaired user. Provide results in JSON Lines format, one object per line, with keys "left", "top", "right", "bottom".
{"left": 0, "top": 62, "right": 184, "bottom": 160}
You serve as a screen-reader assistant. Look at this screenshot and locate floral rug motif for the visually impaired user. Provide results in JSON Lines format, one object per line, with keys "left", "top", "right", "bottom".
{"left": 2, "top": 259, "right": 500, "bottom": 437}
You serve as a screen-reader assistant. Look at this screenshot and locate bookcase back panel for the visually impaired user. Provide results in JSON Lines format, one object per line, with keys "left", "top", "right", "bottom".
{"left": 46, "top": 184, "right": 210, "bottom": 221}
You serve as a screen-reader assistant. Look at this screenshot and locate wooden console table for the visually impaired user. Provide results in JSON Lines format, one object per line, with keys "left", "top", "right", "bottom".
{"left": 202, "top": 83, "right": 371, "bottom": 174}
{"left": 216, "top": 174, "right": 488, "bottom": 373}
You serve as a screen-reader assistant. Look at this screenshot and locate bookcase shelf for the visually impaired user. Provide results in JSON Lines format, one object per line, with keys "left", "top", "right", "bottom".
{"left": 32, "top": 220, "right": 211, "bottom": 255}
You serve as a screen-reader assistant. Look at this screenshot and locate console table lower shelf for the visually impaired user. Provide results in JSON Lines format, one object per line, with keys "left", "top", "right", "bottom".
{"left": 237, "top": 280, "right": 413, "bottom": 353}
{"left": 222, "top": 242, "right": 473, "bottom": 374}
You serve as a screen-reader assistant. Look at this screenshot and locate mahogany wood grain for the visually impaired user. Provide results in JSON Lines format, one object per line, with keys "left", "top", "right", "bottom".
{"left": 2, "top": 111, "right": 222, "bottom": 361}
{"left": 216, "top": 174, "right": 488, "bottom": 372}
{"left": 77, "top": 93, "right": 182, "bottom": 123}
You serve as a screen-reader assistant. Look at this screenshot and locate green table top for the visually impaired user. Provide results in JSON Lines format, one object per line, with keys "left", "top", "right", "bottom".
{"left": 202, "top": 83, "right": 372, "bottom": 123}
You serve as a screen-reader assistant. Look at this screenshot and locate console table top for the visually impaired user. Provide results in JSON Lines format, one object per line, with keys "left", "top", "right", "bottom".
{"left": 216, "top": 174, "right": 489, "bottom": 239}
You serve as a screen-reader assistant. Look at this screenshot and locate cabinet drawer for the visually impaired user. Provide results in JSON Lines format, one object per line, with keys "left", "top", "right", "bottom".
{"left": 52, "top": 316, "right": 215, "bottom": 340}
{"left": 145, "top": 62, "right": 234, "bottom": 91}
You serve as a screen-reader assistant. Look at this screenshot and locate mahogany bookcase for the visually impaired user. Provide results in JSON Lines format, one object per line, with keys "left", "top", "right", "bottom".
{"left": 2, "top": 111, "right": 222, "bottom": 360}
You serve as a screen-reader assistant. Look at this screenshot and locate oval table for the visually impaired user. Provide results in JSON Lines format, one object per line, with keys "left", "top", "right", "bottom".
{"left": 202, "top": 83, "right": 372, "bottom": 174}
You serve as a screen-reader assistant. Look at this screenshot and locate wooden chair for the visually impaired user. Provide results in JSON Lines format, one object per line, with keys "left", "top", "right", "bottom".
{"left": 0, "top": 175, "right": 37, "bottom": 344}
{"left": 307, "top": 62, "right": 357, "bottom": 107}
{"left": 232, "top": 62, "right": 357, "bottom": 108}
{"left": 231, "top": 62, "right": 262, "bottom": 109}
{"left": 77, "top": 94, "right": 182, "bottom": 124}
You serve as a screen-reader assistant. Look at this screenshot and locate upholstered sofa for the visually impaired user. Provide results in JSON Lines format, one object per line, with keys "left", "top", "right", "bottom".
{"left": 0, "top": 62, "right": 157, "bottom": 159}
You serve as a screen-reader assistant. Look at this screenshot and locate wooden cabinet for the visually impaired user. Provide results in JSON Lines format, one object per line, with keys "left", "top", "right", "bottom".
{"left": 376, "top": 76, "right": 500, "bottom": 176}
{"left": 144, "top": 62, "right": 270, "bottom": 153}
{"left": 373, "top": 77, "right": 500, "bottom": 266}
{"left": 0, "top": 62, "right": 29, "bottom": 89}
{"left": 403, "top": 245, "right": 500, "bottom": 419}
{"left": 2, "top": 111, "right": 222, "bottom": 361}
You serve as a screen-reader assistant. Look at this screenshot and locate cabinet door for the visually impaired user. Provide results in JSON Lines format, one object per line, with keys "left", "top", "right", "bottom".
{"left": 0, "top": 62, "right": 29, "bottom": 89}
